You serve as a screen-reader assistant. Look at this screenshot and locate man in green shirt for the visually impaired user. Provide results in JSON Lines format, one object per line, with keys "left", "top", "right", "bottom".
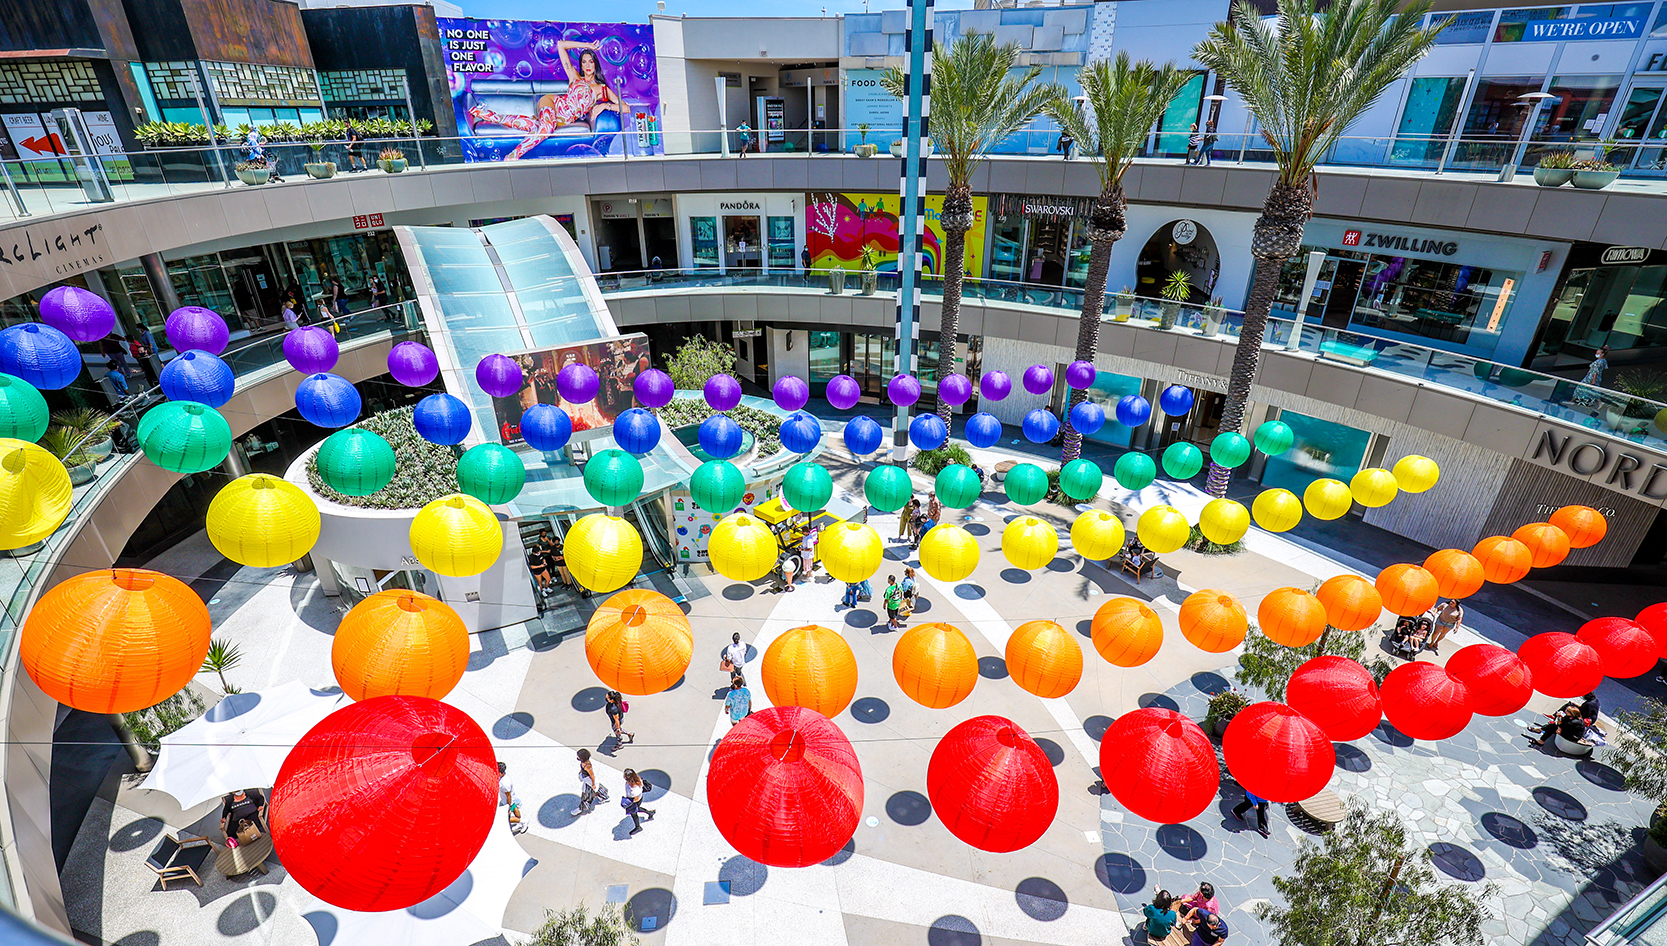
{"left": 883, "top": 576, "right": 903, "bottom": 630}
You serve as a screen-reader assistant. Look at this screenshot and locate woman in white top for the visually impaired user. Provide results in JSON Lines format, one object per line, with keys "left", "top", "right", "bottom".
{"left": 622, "top": 769, "right": 655, "bottom": 835}
{"left": 281, "top": 302, "right": 299, "bottom": 330}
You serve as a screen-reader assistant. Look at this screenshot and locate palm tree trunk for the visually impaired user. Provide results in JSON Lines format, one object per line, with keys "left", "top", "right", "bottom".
{"left": 937, "top": 182, "right": 976, "bottom": 424}
{"left": 1205, "top": 179, "right": 1312, "bottom": 498}
{"left": 1062, "top": 184, "right": 1125, "bottom": 463}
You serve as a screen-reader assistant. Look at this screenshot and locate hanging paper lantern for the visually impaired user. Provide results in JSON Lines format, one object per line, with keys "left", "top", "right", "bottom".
{"left": 565, "top": 514, "right": 643, "bottom": 592}
{"left": 1286, "top": 657, "right": 1382, "bottom": 741}
{"left": 1444, "top": 644, "right": 1532, "bottom": 716}
{"left": 584, "top": 589, "right": 692, "bottom": 696}
{"left": 1022, "top": 408, "right": 1059, "bottom": 443}
{"left": 1303, "top": 478, "right": 1354, "bottom": 520}
{"left": 1423, "top": 549, "right": 1484, "bottom": 599}
{"left": 1519, "top": 631, "right": 1603, "bottom": 698}
{"left": 1259, "top": 587, "right": 1327, "bottom": 648}
{"left": 20, "top": 568, "right": 211, "bottom": 714}
{"left": 284, "top": 326, "right": 340, "bottom": 374}
{"left": 780, "top": 411, "right": 823, "bottom": 454}
{"left": 1199, "top": 498, "right": 1249, "bottom": 545}
{"left": 388, "top": 340, "right": 439, "bottom": 386}
{"left": 1639, "top": 602, "right": 1667, "bottom": 658}
{"left": 413, "top": 393, "right": 472, "bottom": 445}
{"left": 1137, "top": 505, "right": 1190, "bottom": 554}
{"left": 0, "top": 374, "right": 49, "bottom": 442}
{"left": 1380, "top": 662, "right": 1472, "bottom": 741}
{"left": 1374, "top": 563, "right": 1439, "bottom": 617}
{"left": 520, "top": 403, "right": 572, "bottom": 452}
{"left": 634, "top": 368, "right": 675, "bottom": 408}
{"left": 1551, "top": 505, "right": 1607, "bottom": 549}
{"left": 704, "top": 373, "right": 742, "bottom": 411}
{"left": 762, "top": 625, "right": 858, "bottom": 718}
{"left": 458, "top": 443, "right": 527, "bottom": 506}
{"left": 559, "top": 363, "right": 600, "bottom": 403}
{"left": 1513, "top": 522, "right": 1571, "bottom": 568}
{"left": 1392, "top": 455, "right": 1440, "bottom": 493}
{"left": 1064, "top": 360, "right": 1097, "bottom": 390}
{"left": 783, "top": 461, "right": 833, "bottom": 512}
{"left": 707, "top": 706, "right": 862, "bottom": 867}
{"left": 980, "top": 370, "right": 1012, "bottom": 401}
{"left": 1091, "top": 598, "right": 1162, "bottom": 667}
{"left": 937, "top": 463, "right": 983, "bottom": 508}
{"left": 965, "top": 411, "right": 1003, "bottom": 448}
{"left": 1158, "top": 385, "right": 1194, "bottom": 416}
{"left": 887, "top": 373, "right": 921, "bottom": 406}
{"left": 160, "top": 350, "right": 234, "bottom": 407}
{"left": 1003, "top": 462, "right": 1048, "bottom": 505}
{"left": 1103, "top": 708, "right": 1217, "bottom": 823}
{"left": 41, "top": 285, "right": 116, "bottom": 342}
{"left": 333, "top": 591, "right": 468, "bottom": 701}
{"left": 919, "top": 524, "right": 979, "bottom": 582}
{"left": 614, "top": 408, "right": 662, "bottom": 455}
{"left": 817, "top": 522, "right": 882, "bottom": 583}
{"left": 1114, "top": 452, "right": 1157, "bottom": 491}
{"left": 1253, "top": 420, "right": 1295, "bottom": 456}
{"left": 1350, "top": 468, "right": 1399, "bottom": 508}
{"left": 1006, "top": 620, "right": 1082, "bottom": 699}
{"left": 843, "top": 414, "right": 883, "bottom": 455}
{"left": 206, "top": 474, "right": 320, "bottom": 567}
{"left": 296, "top": 373, "right": 361, "bottom": 428}
{"left": 1058, "top": 458, "right": 1102, "bottom": 501}
{"left": 863, "top": 464, "right": 913, "bottom": 513}
{"left": 1315, "top": 574, "right": 1382, "bottom": 631}
{"left": 709, "top": 514, "right": 778, "bottom": 581}
{"left": 0, "top": 323, "right": 81, "bottom": 389}
{"left": 271, "top": 695, "right": 496, "bottom": 912}
{"left": 475, "top": 354, "right": 523, "bottom": 397}
{"left": 1223, "top": 702, "right": 1335, "bottom": 802}
{"left": 1209, "top": 431, "right": 1252, "bottom": 469}
{"left": 691, "top": 459, "right": 745, "bottom": 513}
{"left": 908, "top": 413, "right": 946, "bottom": 450}
{"left": 698, "top": 414, "right": 744, "bottom": 459}
{"left": 1162, "top": 441, "right": 1204, "bottom": 480}
{"left": 1070, "top": 510, "right": 1125, "bottom": 560}
{"left": 893, "top": 622, "right": 978, "bottom": 708}
{"left": 582, "top": 448, "right": 643, "bottom": 507}
{"left": 826, "top": 374, "right": 861, "bottom": 410}
{"left": 0, "top": 439, "right": 71, "bottom": 550}
{"left": 1022, "top": 364, "right": 1053, "bottom": 395}
{"left": 1577, "top": 617, "right": 1657, "bottom": 678}
{"left": 1002, "top": 515, "right": 1058, "bottom": 570}
{"left": 1115, "top": 395, "right": 1151, "bottom": 428}
{"left": 137, "top": 401, "right": 231, "bottom": 474}
{"left": 769, "top": 375, "right": 807, "bottom": 412}
{"left": 1252, "top": 488, "right": 1303, "bottom": 533}
{"left": 1473, "top": 535, "right": 1531, "bottom": 584}
{"left": 929, "top": 716, "right": 1058, "bottom": 852}
{"left": 1068, "top": 400, "right": 1105, "bottom": 436}
{"left": 939, "top": 372, "right": 973, "bottom": 406}
{"left": 1180, "top": 589, "right": 1248, "bottom": 653}
{"left": 164, "top": 304, "right": 227, "bottom": 354}
{"left": 410, "top": 494, "right": 501, "bottom": 577}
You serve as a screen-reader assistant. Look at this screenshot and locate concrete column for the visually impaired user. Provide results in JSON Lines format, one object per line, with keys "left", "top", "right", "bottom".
{"left": 139, "top": 253, "right": 181, "bottom": 315}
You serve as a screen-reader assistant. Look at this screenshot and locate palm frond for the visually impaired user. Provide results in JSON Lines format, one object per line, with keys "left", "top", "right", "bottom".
{"left": 1046, "top": 52, "right": 1191, "bottom": 193}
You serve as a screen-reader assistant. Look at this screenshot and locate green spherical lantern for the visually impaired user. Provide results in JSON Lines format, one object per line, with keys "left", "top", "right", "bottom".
{"left": 783, "top": 461, "right": 833, "bottom": 512}
{"left": 458, "top": 442, "right": 527, "bottom": 505}
{"left": 136, "top": 401, "right": 231, "bottom": 474}
{"left": 1113, "top": 451, "right": 1157, "bottom": 490}
{"left": 1253, "top": 420, "right": 1295, "bottom": 457}
{"left": 691, "top": 459, "right": 744, "bottom": 514}
{"left": 1210, "top": 431, "right": 1252, "bottom": 469}
{"left": 865, "top": 464, "right": 913, "bottom": 512}
{"left": 583, "top": 448, "right": 643, "bottom": 507}
{"left": 1058, "top": 458, "right": 1103, "bottom": 502}
{"left": 0, "top": 373, "right": 48, "bottom": 442}
{"left": 316, "top": 428, "right": 397, "bottom": 497}
{"left": 1162, "top": 442, "right": 1204, "bottom": 479}
{"left": 1003, "top": 462, "right": 1048, "bottom": 505}
{"left": 936, "top": 463, "right": 983, "bottom": 508}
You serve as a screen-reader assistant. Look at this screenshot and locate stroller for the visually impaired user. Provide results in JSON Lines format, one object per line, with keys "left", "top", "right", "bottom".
{"left": 1388, "top": 615, "right": 1430, "bottom": 658}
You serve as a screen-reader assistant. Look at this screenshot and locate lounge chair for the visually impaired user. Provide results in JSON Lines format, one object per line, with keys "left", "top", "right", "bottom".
{"left": 146, "top": 833, "right": 213, "bottom": 890}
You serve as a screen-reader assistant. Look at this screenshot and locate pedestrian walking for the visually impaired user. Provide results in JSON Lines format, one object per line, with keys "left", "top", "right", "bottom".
{"left": 1185, "top": 122, "right": 1201, "bottom": 165}
{"left": 104, "top": 359, "right": 129, "bottom": 399}
{"left": 736, "top": 120, "right": 753, "bottom": 156}
{"left": 345, "top": 121, "right": 367, "bottom": 172}
{"left": 722, "top": 632, "right": 748, "bottom": 675}
{"left": 1573, "top": 345, "right": 1609, "bottom": 408}
{"left": 1232, "top": 789, "right": 1270, "bottom": 837}
{"left": 841, "top": 580, "right": 862, "bottom": 609}
{"left": 899, "top": 498, "right": 919, "bottom": 540}
{"left": 1057, "top": 128, "right": 1073, "bottom": 160}
{"left": 899, "top": 567, "right": 918, "bottom": 623}
{"left": 1428, "top": 599, "right": 1464, "bottom": 653}
{"left": 1199, "top": 122, "right": 1218, "bottom": 167}
{"left": 725, "top": 676, "right": 752, "bottom": 726}
{"left": 605, "top": 689, "right": 634, "bottom": 745}
{"left": 498, "top": 761, "right": 527, "bottom": 834}
{"left": 798, "top": 525, "right": 818, "bottom": 583}
{"left": 883, "top": 575, "right": 903, "bottom": 630}
{"left": 621, "top": 769, "right": 656, "bottom": 835}
{"left": 570, "top": 748, "right": 609, "bottom": 815}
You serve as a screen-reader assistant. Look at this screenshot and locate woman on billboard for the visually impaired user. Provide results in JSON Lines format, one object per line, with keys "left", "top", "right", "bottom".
{"left": 468, "top": 40, "right": 622, "bottom": 160}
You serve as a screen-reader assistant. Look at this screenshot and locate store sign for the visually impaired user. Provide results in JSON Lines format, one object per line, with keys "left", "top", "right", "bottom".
{"left": 352, "top": 214, "right": 385, "bottom": 229}
{"left": 0, "top": 221, "right": 106, "bottom": 274}
{"left": 1019, "top": 197, "right": 1078, "bottom": 218}
{"left": 734, "top": 329, "right": 762, "bottom": 338}
{"left": 1526, "top": 426, "right": 1667, "bottom": 503}
{"left": 1173, "top": 220, "right": 1198, "bottom": 245}
{"left": 1519, "top": 16, "right": 1644, "bottom": 40}
{"left": 719, "top": 200, "right": 761, "bottom": 212}
{"left": 1342, "top": 230, "right": 1361, "bottom": 246}
{"left": 1601, "top": 246, "right": 1650, "bottom": 265}
{"left": 597, "top": 200, "right": 635, "bottom": 219}
{"left": 641, "top": 199, "right": 672, "bottom": 218}
{"left": 1348, "top": 228, "right": 1459, "bottom": 257}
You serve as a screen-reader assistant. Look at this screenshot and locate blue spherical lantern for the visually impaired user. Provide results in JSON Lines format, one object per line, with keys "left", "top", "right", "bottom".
{"left": 1158, "top": 384, "right": 1195, "bottom": 416}
{"left": 413, "top": 393, "right": 473, "bottom": 445}
{"left": 0, "top": 323, "right": 81, "bottom": 390}
{"left": 614, "top": 407, "right": 661, "bottom": 455}
{"left": 699, "top": 414, "right": 744, "bottom": 460}
{"left": 160, "top": 351, "right": 234, "bottom": 407}
{"left": 779, "top": 411, "right": 822, "bottom": 454}
{"left": 520, "top": 403, "right": 571, "bottom": 452}
{"left": 909, "top": 413, "right": 947, "bottom": 451}
{"left": 295, "top": 373, "right": 361, "bottom": 428}
{"left": 1069, "top": 400, "right": 1106, "bottom": 436}
{"left": 1115, "top": 395, "right": 1152, "bottom": 428}
{"left": 965, "top": 412, "right": 1003, "bottom": 448}
{"left": 773, "top": 376, "right": 810, "bottom": 412}
{"left": 1022, "top": 408, "right": 1059, "bottom": 444}
{"left": 843, "top": 415, "right": 883, "bottom": 455}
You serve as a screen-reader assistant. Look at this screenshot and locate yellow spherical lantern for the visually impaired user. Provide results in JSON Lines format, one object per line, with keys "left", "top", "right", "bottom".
{"left": 332, "top": 591, "right": 468, "bottom": 701}
{"left": 206, "top": 474, "right": 321, "bottom": 567}
{"left": 920, "top": 523, "right": 979, "bottom": 582}
{"left": 1070, "top": 510, "right": 1126, "bottom": 561}
{"left": 565, "top": 513, "right": 643, "bottom": 592}
{"left": 585, "top": 589, "right": 692, "bottom": 695}
{"left": 1257, "top": 587, "right": 1326, "bottom": 648}
{"left": 709, "top": 514, "right": 779, "bottom": 582}
{"left": 763, "top": 624, "right": 858, "bottom": 718}
{"left": 1179, "top": 589, "right": 1248, "bottom": 653}
{"left": 1252, "top": 488, "right": 1303, "bottom": 533}
{"left": 409, "top": 493, "right": 502, "bottom": 577}
{"left": 892, "top": 622, "right": 978, "bottom": 708}
{"left": 1303, "top": 478, "right": 1354, "bottom": 520}
{"left": 1137, "top": 505, "right": 1190, "bottom": 554}
{"left": 1002, "top": 515, "right": 1059, "bottom": 570}
{"left": 1199, "top": 498, "right": 1250, "bottom": 545}
{"left": 1392, "top": 455, "right": 1440, "bottom": 493}
{"left": 1006, "top": 619, "right": 1082, "bottom": 699}
{"left": 1090, "top": 598, "right": 1163, "bottom": 667}
{"left": 0, "top": 438, "right": 71, "bottom": 550}
{"left": 1350, "top": 468, "right": 1400, "bottom": 508}
{"left": 817, "top": 521, "right": 882, "bottom": 583}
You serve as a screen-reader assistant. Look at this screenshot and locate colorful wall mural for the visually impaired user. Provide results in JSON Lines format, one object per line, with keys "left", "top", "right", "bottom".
{"left": 804, "top": 192, "right": 988, "bottom": 279}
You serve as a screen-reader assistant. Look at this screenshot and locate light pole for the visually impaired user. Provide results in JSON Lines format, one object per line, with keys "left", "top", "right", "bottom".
{"left": 1498, "top": 91, "right": 1555, "bottom": 183}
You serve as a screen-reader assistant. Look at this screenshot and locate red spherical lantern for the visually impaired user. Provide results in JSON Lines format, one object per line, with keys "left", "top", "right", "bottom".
{"left": 1285, "top": 656, "right": 1381, "bottom": 741}
{"left": 1100, "top": 708, "right": 1217, "bottom": 824}
{"left": 1222, "top": 702, "right": 1335, "bottom": 802}
{"left": 1444, "top": 644, "right": 1533, "bottom": 716}
{"left": 1577, "top": 617, "right": 1657, "bottom": 679}
{"left": 1422, "top": 549, "right": 1484, "bottom": 600}
{"left": 707, "top": 705, "right": 863, "bottom": 867}
{"left": 1512, "top": 522, "right": 1571, "bottom": 569}
{"left": 1379, "top": 662, "right": 1471, "bottom": 741}
{"left": 1550, "top": 505, "right": 1606, "bottom": 549}
{"left": 1375, "top": 563, "right": 1439, "bottom": 617}
{"left": 1519, "top": 632, "right": 1603, "bottom": 699}
{"left": 1473, "top": 535, "right": 1532, "bottom": 584}
{"left": 270, "top": 695, "right": 497, "bottom": 912}
{"left": 928, "top": 716, "right": 1058, "bottom": 852}
{"left": 1638, "top": 602, "right": 1667, "bottom": 659}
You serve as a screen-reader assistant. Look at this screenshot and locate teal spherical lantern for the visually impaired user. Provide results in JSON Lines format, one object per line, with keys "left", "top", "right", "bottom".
{"left": 136, "top": 401, "right": 231, "bottom": 474}
{"left": 458, "top": 442, "right": 527, "bottom": 505}
{"left": 1114, "top": 451, "right": 1157, "bottom": 490}
{"left": 1210, "top": 431, "right": 1252, "bottom": 469}
{"left": 0, "top": 373, "right": 48, "bottom": 442}
{"left": 584, "top": 448, "right": 644, "bottom": 507}
{"left": 1059, "top": 458, "right": 1103, "bottom": 502}
{"left": 690, "top": 459, "right": 744, "bottom": 514}
{"left": 316, "top": 428, "right": 397, "bottom": 497}
{"left": 1162, "top": 441, "right": 1204, "bottom": 480}
{"left": 1003, "top": 462, "right": 1048, "bottom": 505}
{"left": 1253, "top": 420, "right": 1295, "bottom": 457}
{"left": 783, "top": 461, "right": 833, "bottom": 512}
{"left": 936, "top": 463, "right": 983, "bottom": 509}
{"left": 865, "top": 464, "right": 914, "bottom": 513}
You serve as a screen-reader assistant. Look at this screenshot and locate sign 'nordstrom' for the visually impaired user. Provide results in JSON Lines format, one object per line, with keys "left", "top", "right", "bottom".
{"left": 1525, "top": 426, "right": 1667, "bottom": 505}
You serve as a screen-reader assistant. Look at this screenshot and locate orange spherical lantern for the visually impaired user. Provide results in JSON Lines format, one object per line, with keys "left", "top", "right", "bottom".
{"left": 1179, "top": 589, "right": 1248, "bottom": 653}
{"left": 1258, "top": 587, "right": 1327, "bottom": 647}
{"left": 1473, "top": 535, "right": 1532, "bottom": 584}
{"left": 332, "top": 591, "right": 468, "bottom": 701}
{"left": 584, "top": 589, "right": 693, "bottom": 695}
{"left": 1550, "top": 505, "right": 1606, "bottom": 549}
{"left": 1316, "top": 575, "right": 1382, "bottom": 632}
{"left": 1513, "top": 522, "right": 1571, "bottom": 569}
{"left": 1423, "top": 549, "right": 1484, "bottom": 599}
{"left": 1375, "top": 564, "right": 1439, "bottom": 617}
{"left": 762, "top": 625, "right": 858, "bottom": 718}
{"left": 21, "top": 568, "right": 211, "bottom": 714}
{"left": 893, "top": 622, "right": 978, "bottom": 708}
{"left": 1091, "top": 598, "right": 1163, "bottom": 667}
{"left": 1005, "top": 620, "right": 1083, "bottom": 699}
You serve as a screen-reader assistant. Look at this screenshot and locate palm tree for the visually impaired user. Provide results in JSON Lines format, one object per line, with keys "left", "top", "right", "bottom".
{"left": 883, "top": 32, "right": 1061, "bottom": 422}
{"left": 1193, "top": 0, "right": 1447, "bottom": 496}
{"left": 1047, "top": 53, "right": 1190, "bottom": 463}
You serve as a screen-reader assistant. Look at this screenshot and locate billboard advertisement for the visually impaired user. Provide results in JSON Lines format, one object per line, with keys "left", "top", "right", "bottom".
{"left": 805, "top": 192, "right": 987, "bottom": 279}
{"left": 668, "top": 479, "right": 780, "bottom": 563}
{"left": 438, "top": 18, "right": 662, "bottom": 161}
{"left": 490, "top": 334, "right": 652, "bottom": 444}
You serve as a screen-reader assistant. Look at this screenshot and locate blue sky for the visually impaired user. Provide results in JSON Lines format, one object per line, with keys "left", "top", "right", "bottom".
{"left": 453, "top": 0, "right": 946, "bottom": 22}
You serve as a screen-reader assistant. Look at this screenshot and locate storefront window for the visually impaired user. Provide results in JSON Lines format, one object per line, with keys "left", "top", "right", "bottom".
{"left": 1538, "top": 75, "right": 1623, "bottom": 143}
{"left": 1544, "top": 265, "right": 1667, "bottom": 357}
{"left": 723, "top": 216, "right": 761, "bottom": 269}
{"left": 1455, "top": 77, "right": 1539, "bottom": 166}
{"left": 768, "top": 216, "right": 796, "bottom": 270}
{"left": 1392, "top": 76, "right": 1468, "bottom": 164}
{"left": 1075, "top": 371, "right": 1144, "bottom": 448}
{"left": 1260, "top": 411, "right": 1372, "bottom": 498}
{"left": 1153, "top": 73, "right": 1204, "bottom": 157}
{"left": 1430, "top": 9, "right": 1496, "bottom": 43}
{"left": 991, "top": 216, "right": 1024, "bottom": 282}
{"left": 808, "top": 331, "right": 842, "bottom": 382}
{"left": 1494, "top": 7, "right": 1572, "bottom": 41}
{"left": 691, "top": 217, "right": 719, "bottom": 268}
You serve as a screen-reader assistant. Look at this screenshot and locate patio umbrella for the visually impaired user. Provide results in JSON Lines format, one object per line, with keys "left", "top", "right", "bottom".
{"left": 141, "top": 680, "right": 347, "bottom": 810}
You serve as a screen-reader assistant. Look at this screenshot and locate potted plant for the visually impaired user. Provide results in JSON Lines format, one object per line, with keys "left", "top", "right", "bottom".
{"left": 859, "top": 245, "right": 879, "bottom": 295}
{"left": 51, "top": 409, "right": 119, "bottom": 462}
{"left": 890, "top": 138, "right": 935, "bottom": 158}
{"left": 304, "top": 142, "right": 336, "bottom": 179}
{"left": 1159, "top": 270, "right": 1191, "bottom": 330}
{"left": 234, "top": 158, "right": 270, "bottom": 186}
{"left": 1112, "top": 287, "right": 1134, "bottom": 323}
{"left": 855, "top": 124, "right": 878, "bottom": 158}
{"left": 1533, "top": 151, "right": 1577, "bottom": 187}
{"left": 828, "top": 266, "right": 846, "bottom": 295}
{"left": 39, "top": 427, "right": 98, "bottom": 486}
{"left": 378, "top": 147, "right": 408, "bottom": 174}
{"left": 1201, "top": 295, "right": 1226, "bottom": 337}
{"left": 1204, "top": 689, "right": 1250, "bottom": 738}
{"left": 1572, "top": 157, "right": 1621, "bottom": 190}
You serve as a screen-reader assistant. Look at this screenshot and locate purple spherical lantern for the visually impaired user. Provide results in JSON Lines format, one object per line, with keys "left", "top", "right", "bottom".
{"left": 388, "top": 341, "right": 439, "bottom": 387}
{"left": 980, "top": 370, "right": 1012, "bottom": 402}
{"left": 887, "top": 374, "right": 921, "bottom": 407}
{"left": 164, "top": 305, "right": 229, "bottom": 355}
{"left": 1065, "top": 360, "right": 1097, "bottom": 390}
{"left": 773, "top": 375, "right": 810, "bottom": 412}
{"left": 938, "top": 373, "right": 973, "bottom": 406}
{"left": 634, "top": 368, "right": 675, "bottom": 408}
{"left": 476, "top": 354, "right": 524, "bottom": 398}
{"left": 826, "top": 374, "right": 861, "bottom": 410}
{"left": 705, "top": 373, "right": 742, "bottom": 411}
{"left": 1022, "top": 364, "right": 1054, "bottom": 395}
{"left": 40, "top": 286, "right": 115, "bottom": 343}
{"left": 283, "top": 326, "right": 339, "bottom": 374}
{"left": 558, "top": 363, "right": 600, "bottom": 404}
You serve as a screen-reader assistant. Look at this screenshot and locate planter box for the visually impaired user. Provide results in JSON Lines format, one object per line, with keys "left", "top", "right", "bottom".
{"left": 1572, "top": 169, "right": 1620, "bottom": 189}
{"left": 1201, "top": 309, "right": 1224, "bottom": 337}
{"left": 87, "top": 436, "right": 114, "bottom": 462}
{"left": 235, "top": 167, "right": 271, "bottom": 186}
{"left": 304, "top": 162, "right": 337, "bottom": 180}
{"left": 890, "top": 140, "right": 935, "bottom": 158}
{"left": 827, "top": 270, "right": 846, "bottom": 295}
{"left": 1158, "top": 303, "right": 1180, "bottom": 330}
{"left": 65, "top": 460, "right": 96, "bottom": 486}
{"left": 1533, "top": 167, "right": 1574, "bottom": 187}
{"left": 1112, "top": 298, "right": 1132, "bottom": 323}
{"left": 378, "top": 158, "right": 409, "bottom": 174}
{"left": 854, "top": 144, "right": 878, "bottom": 158}
{"left": 860, "top": 272, "right": 877, "bottom": 295}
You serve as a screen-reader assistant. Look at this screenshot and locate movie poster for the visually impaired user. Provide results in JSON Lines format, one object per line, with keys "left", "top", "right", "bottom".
{"left": 490, "top": 334, "right": 652, "bottom": 445}
{"left": 804, "top": 192, "right": 988, "bottom": 278}
{"left": 438, "top": 17, "right": 662, "bottom": 162}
